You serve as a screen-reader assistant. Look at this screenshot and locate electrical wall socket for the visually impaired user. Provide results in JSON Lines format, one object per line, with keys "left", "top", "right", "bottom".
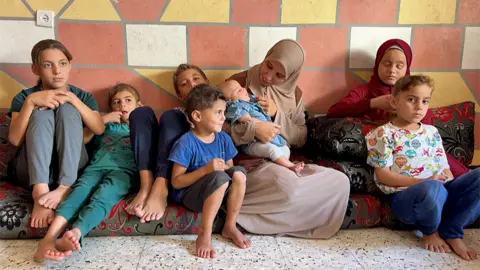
{"left": 36, "top": 10, "right": 54, "bottom": 28}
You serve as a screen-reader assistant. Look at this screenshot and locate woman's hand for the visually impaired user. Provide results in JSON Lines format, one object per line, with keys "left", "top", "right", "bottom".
{"left": 370, "top": 94, "right": 394, "bottom": 112}
{"left": 257, "top": 96, "right": 277, "bottom": 116}
{"left": 255, "top": 122, "right": 281, "bottom": 143}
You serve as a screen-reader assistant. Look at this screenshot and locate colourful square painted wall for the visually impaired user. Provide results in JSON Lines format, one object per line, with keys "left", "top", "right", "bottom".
{"left": 0, "top": 0, "right": 479, "bottom": 161}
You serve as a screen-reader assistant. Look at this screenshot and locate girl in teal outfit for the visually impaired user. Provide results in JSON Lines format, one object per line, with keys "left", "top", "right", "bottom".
{"left": 33, "top": 84, "right": 142, "bottom": 262}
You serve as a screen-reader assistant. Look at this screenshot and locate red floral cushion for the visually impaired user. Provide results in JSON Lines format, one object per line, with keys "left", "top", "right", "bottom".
{"left": 430, "top": 102, "right": 475, "bottom": 166}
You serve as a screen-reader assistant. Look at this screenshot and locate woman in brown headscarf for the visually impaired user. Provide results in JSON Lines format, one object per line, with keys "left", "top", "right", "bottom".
{"left": 228, "top": 39, "right": 350, "bottom": 238}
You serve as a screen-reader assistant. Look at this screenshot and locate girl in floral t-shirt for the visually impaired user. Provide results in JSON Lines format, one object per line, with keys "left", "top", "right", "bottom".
{"left": 366, "top": 75, "right": 480, "bottom": 261}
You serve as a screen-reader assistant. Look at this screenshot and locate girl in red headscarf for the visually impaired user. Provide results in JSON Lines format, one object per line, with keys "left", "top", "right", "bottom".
{"left": 327, "top": 39, "right": 469, "bottom": 177}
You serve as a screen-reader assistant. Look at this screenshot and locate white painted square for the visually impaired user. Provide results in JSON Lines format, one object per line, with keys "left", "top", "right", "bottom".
{"left": 0, "top": 20, "right": 55, "bottom": 63}
{"left": 249, "top": 27, "right": 297, "bottom": 66}
{"left": 462, "top": 27, "right": 480, "bottom": 69}
{"left": 349, "top": 27, "right": 412, "bottom": 69}
{"left": 126, "top": 24, "right": 187, "bottom": 67}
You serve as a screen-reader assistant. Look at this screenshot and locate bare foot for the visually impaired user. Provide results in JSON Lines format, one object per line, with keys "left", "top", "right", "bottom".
{"left": 138, "top": 192, "right": 168, "bottom": 223}
{"left": 38, "top": 185, "right": 71, "bottom": 210}
{"left": 126, "top": 192, "right": 148, "bottom": 216}
{"left": 288, "top": 162, "right": 305, "bottom": 174}
{"left": 445, "top": 238, "right": 479, "bottom": 261}
{"left": 31, "top": 202, "right": 54, "bottom": 228}
{"left": 196, "top": 228, "right": 216, "bottom": 259}
{"left": 423, "top": 232, "right": 451, "bottom": 253}
{"left": 221, "top": 225, "right": 252, "bottom": 249}
{"left": 33, "top": 238, "right": 72, "bottom": 262}
{"left": 56, "top": 229, "right": 82, "bottom": 252}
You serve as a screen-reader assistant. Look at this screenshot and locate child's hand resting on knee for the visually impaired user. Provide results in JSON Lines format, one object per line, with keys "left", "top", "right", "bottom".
{"left": 204, "top": 158, "right": 227, "bottom": 174}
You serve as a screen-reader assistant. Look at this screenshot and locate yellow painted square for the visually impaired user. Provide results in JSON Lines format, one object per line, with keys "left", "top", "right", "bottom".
{"left": 399, "top": 0, "right": 456, "bottom": 24}
{"left": 0, "top": 71, "right": 25, "bottom": 108}
{"left": 0, "top": 0, "right": 32, "bottom": 18}
{"left": 161, "top": 0, "right": 230, "bottom": 23}
{"left": 472, "top": 150, "right": 480, "bottom": 166}
{"left": 61, "top": 0, "right": 120, "bottom": 21}
{"left": 281, "top": 0, "right": 337, "bottom": 24}
{"left": 27, "top": 0, "right": 69, "bottom": 14}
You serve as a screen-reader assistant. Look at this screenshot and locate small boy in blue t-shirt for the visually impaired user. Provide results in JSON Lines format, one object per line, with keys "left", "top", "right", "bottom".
{"left": 169, "top": 84, "right": 251, "bottom": 259}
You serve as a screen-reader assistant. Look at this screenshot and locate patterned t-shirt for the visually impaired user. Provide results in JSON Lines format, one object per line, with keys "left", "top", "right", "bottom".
{"left": 366, "top": 122, "right": 451, "bottom": 194}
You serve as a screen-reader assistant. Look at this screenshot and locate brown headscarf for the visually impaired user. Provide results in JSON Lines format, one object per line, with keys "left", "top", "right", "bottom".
{"left": 246, "top": 39, "right": 305, "bottom": 114}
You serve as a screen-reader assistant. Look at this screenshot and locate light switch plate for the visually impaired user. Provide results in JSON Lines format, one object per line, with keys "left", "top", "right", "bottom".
{"left": 36, "top": 10, "right": 54, "bottom": 28}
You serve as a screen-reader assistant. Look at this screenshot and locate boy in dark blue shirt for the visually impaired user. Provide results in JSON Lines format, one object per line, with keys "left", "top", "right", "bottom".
{"left": 169, "top": 84, "right": 251, "bottom": 259}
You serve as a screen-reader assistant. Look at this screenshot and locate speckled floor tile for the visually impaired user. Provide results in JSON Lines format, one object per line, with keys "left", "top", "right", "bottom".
{"left": 137, "top": 235, "right": 213, "bottom": 270}
{"left": 464, "top": 229, "right": 480, "bottom": 246}
{"left": 338, "top": 228, "right": 438, "bottom": 269}
{"left": 0, "top": 245, "right": 54, "bottom": 270}
{"left": 276, "top": 235, "right": 362, "bottom": 269}
{"left": 394, "top": 230, "right": 480, "bottom": 268}
{"left": 59, "top": 236, "right": 146, "bottom": 270}
{"left": 0, "top": 239, "right": 14, "bottom": 251}
{"left": 212, "top": 235, "right": 287, "bottom": 269}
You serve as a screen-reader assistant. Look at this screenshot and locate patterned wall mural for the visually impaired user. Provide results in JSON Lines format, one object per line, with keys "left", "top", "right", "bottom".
{"left": 0, "top": 0, "right": 479, "bottom": 160}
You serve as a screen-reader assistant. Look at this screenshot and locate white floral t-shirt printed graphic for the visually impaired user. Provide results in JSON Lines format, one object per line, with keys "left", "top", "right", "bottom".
{"left": 366, "top": 122, "right": 451, "bottom": 194}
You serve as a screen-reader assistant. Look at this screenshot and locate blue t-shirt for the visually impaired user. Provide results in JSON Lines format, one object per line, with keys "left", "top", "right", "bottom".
{"left": 168, "top": 131, "right": 238, "bottom": 203}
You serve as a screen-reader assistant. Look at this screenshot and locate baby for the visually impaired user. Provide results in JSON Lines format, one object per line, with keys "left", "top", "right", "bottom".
{"left": 219, "top": 80, "right": 304, "bottom": 173}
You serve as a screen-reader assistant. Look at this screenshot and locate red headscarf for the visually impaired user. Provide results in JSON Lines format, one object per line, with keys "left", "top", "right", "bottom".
{"left": 368, "top": 39, "right": 412, "bottom": 97}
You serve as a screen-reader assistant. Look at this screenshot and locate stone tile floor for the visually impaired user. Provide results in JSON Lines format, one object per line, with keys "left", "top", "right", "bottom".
{"left": 0, "top": 228, "right": 479, "bottom": 269}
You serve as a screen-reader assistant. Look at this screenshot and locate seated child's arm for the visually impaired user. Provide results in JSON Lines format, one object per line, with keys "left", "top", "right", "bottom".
{"left": 375, "top": 167, "right": 420, "bottom": 187}
{"left": 8, "top": 104, "right": 36, "bottom": 147}
{"left": 171, "top": 159, "right": 226, "bottom": 189}
{"left": 443, "top": 169, "right": 454, "bottom": 179}
{"left": 82, "top": 112, "right": 121, "bottom": 144}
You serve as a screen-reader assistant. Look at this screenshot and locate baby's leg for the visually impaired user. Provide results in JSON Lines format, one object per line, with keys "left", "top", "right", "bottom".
{"left": 34, "top": 216, "right": 72, "bottom": 262}
{"left": 182, "top": 172, "right": 231, "bottom": 259}
{"left": 391, "top": 180, "right": 450, "bottom": 253}
{"left": 439, "top": 169, "right": 480, "bottom": 261}
{"left": 245, "top": 143, "right": 303, "bottom": 173}
{"left": 222, "top": 167, "right": 251, "bottom": 249}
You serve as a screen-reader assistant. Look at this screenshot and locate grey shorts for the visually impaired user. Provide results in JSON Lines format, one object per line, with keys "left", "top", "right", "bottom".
{"left": 182, "top": 166, "right": 247, "bottom": 213}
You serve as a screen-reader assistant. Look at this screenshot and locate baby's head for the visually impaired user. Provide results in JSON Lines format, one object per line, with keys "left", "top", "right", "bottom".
{"left": 218, "top": 80, "right": 250, "bottom": 102}
{"left": 185, "top": 84, "right": 226, "bottom": 133}
{"left": 108, "top": 83, "right": 141, "bottom": 123}
{"left": 391, "top": 75, "right": 434, "bottom": 124}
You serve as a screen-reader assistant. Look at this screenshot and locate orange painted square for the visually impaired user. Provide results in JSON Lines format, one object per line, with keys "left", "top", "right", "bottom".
{"left": 116, "top": 0, "right": 167, "bottom": 22}
{"left": 459, "top": 0, "right": 480, "bottom": 24}
{"left": 298, "top": 71, "right": 361, "bottom": 113}
{"left": 339, "top": 0, "right": 398, "bottom": 24}
{"left": 232, "top": 0, "right": 279, "bottom": 24}
{"left": 299, "top": 27, "right": 349, "bottom": 68}
{"left": 464, "top": 72, "right": 480, "bottom": 103}
{"left": 58, "top": 22, "right": 125, "bottom": 65}
{"left": 189, "top": 26, "right": 247, "bottom": 67}
{"left": 412, "top": 27, "right": 462, "bottom": 69}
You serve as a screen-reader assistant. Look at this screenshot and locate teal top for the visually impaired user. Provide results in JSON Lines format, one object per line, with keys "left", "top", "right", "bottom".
{"left": 9, "top": 84, "right": 99, "bottom": 114}
{"left": 87, "top": 123, "right": 136, "bottom": 173}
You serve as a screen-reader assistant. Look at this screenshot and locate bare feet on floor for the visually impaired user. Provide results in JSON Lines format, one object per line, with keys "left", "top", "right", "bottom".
{"left": 196, "top": 227, "right": 216, "bottom": 259}
{"left": 38, "top": 185, "right": 71, "bottom": 210}
{"left": 33, "top": 238, "right": 72, "bottom": 262}
{"left": 221, "top": 225, "right": 252, "bottom": 249}
{"left": 137, "top": 192, "right": 168, "bottom": 223}
{"left": 445, "top": 238, "right": 479, "bottom": 261}
{"left": 56, "top": 229, "right": 82, "bottom": 252}
{"left": 31, "top": 202, "right": 54, "bottom": 228}
{"left": 289, "top": 162, "right": 305, "bottom": 174}
{"left": 126, "top": 192, "right": 148, "bottom": 216}
{"left": 423, "top": 232, "right": 451, "bottom": 253}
